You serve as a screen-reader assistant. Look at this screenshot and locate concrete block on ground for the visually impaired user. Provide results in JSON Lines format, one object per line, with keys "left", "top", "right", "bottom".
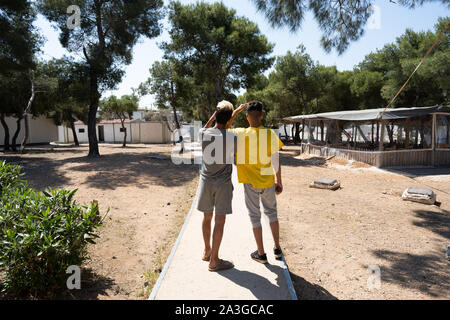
{"left": 309, "top": 178, "right": 340, "bottom": 190}
{"left": 401, "top": 187, "right": 436, "bottom": 205}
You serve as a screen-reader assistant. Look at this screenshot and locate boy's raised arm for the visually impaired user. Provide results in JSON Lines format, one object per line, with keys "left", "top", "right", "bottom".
{"left": 204, "top": 111, "right": 216, "bottom": 129}
{"left": 226, "top": 103, "right": 246, "bottom": 129}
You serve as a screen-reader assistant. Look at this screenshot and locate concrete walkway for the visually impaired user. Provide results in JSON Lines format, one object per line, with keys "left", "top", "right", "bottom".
{"left": 150, "top": 166, "right": 297, "bottom": 300}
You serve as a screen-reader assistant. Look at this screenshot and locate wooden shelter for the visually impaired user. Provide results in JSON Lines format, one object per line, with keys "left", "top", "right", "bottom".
{"left": 284, "top": 105, "right": 450, "bottom": 168}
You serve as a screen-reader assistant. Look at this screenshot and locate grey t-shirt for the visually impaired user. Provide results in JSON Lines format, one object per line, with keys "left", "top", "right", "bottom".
{"left": 199, "top": 128, "right": 237, "bottom": 182}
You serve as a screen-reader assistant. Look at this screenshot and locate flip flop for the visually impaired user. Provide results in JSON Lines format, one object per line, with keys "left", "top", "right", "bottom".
{"left": 208, "top": 259, "right": 234, "bottom": 272}
{"left": 202, "top": 254, "right": 211, "bottom": 262}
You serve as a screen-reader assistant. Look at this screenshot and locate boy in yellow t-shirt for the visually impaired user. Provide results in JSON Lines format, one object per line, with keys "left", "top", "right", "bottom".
{"left": 228, "top": 101, "right": 284, "bottom": 264}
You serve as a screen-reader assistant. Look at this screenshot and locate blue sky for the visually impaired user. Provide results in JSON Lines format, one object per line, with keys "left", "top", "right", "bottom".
{"left": 34, "top": 0, "right": 449, "bottom": 108}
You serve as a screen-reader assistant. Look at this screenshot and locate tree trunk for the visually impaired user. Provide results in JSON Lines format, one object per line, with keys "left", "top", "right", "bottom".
{"left": 20, "top": 71, "right": 35, "bottom": 153}
{"left": 0, "top": 113, "right": 10, "bottom": 151}
{"left": 170, "top": 81, "right": 181, "bottom": 129}
{"left": 70, "top": 121, "right": 80, "bottom": 146}
{"left": 11, "top": 117, "right": 22, "bottom": 151}
{"left": 283, "top": 124, "right": 288, "bottom": 140}
{"left": 215, "top": 78, "right": 223, "bottom": 101}
{"left": 386, "top": 124, "right": 394, "bottom": 144}
{"left": 88, "top": 72, "right": 100, "bottom": 157}
{"left": 121, "top": 120, "right": 127, "bottom": 147}
{"left": 294, "top": 123, "right": 300, "bottom": 143}
{"left": 172, "top": 105, "right": 180, "bottom": 129}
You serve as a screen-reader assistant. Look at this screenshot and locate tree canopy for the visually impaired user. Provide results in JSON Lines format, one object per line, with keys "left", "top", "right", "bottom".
{"left": 138, "top": 60, "right": 194, "bottom": 129}
{"left": 99, "top": 94, "right": 138, "bottom": 147}
{"left": 237, "top": 18, "right": 449, "bottom": 128}
{"left": 161, "top": 1, "right": 274, "bottom": 120}
{"left": 251, "top": 0, "right": 449, "bottom": 54}
{"left": 37, "top": 0, "right": 164, "bottom": 156}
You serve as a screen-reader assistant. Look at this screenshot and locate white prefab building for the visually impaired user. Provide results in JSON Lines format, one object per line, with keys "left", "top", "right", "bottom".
{"left": 58, "top": 119, "right": 172, "bottom": 144}
{"left": 0, "top": 116, "right": 59, "bottom": 146}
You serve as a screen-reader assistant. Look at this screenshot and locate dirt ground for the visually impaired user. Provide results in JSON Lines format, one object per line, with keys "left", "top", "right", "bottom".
{"left": 0, "top": 143, "right": 198, "bottom": 299}
{"left": 1, "top": 143, "right": 448, "bottom": 300}
{"left": 278, "top": 145, "right": 450, "bottom": 300}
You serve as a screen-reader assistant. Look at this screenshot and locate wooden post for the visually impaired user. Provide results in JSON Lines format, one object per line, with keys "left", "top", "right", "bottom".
{"left": 301, "top": 119, "right": 305, "bottom": 142}
{"left": 371, "top": 122, "right": 374, "bottom": 144}
{"left": 376, "top": 121, "right": 379, "bottom": 144}
{"left": 432, "top": 114, "right": 436, "bottom": 166}
{"left": 379, "top": 120, "right": 385, "bottom": 151}
{"left": 308, "top": 120, "right": 313, "bottom": 143}
{"left": 405, "top": 118, "right": 410, "bottom": 148}
{"left": 320, "top": 120, "right": 324, "bottom": 142}
{"left": 414, "top": 124, "right": 419, "bottom": 147}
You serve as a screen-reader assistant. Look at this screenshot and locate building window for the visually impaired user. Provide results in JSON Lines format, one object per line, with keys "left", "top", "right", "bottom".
{"left": 79, "top": 128, "right": 85, "bottom": 133}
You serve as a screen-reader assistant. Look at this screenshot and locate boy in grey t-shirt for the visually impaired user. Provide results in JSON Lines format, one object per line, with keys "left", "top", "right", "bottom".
{"left": 197, "top": 100, "right": 244, "bottom": 271}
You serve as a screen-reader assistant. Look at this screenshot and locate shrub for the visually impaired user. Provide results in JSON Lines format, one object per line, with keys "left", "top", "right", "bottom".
{"left": 0, "top": 161, "right": 102, "bottom": 296}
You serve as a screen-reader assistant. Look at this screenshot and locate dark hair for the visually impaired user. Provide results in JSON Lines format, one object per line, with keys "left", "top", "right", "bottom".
{"left": 215, "top": 106, "right": 233, "bottom": 125}
{"left": 246, "top": 101, "right": 263, "bottom": 115}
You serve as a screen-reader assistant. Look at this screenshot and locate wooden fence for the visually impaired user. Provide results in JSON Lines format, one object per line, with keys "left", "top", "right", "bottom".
{"left": 301, "top": 143, "right": 450, "bottom": 167}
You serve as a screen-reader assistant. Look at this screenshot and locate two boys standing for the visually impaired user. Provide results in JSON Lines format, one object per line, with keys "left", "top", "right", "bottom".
{"left": 197, "top": 100, "right": 284, "bottom": 271}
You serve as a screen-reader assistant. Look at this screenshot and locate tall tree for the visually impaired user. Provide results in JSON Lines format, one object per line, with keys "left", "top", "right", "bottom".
{"left": 251, "top": 0, "right": 449, "bottom": 54}
{"left": 43, "top": 57, "right": 90, "bottom": 146}
{"left": 139, "top": 60, "right": 193, "bottom": 129}
{"left": 359, "top": 17, "right": 449, "bottom": 107}
{"left": 0, "top": 0, "right": 40, "bottom": 151}
{"left": 37, "top": 0, "right": 164, "bottom": 157}
{"left": 99, "top": 95, "right": 138, "bottom": 147}
{"left": 162, "top": 1, "right": 274, "bottom": 120}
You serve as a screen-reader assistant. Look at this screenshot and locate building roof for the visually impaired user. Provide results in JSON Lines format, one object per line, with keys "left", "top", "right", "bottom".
{"left": 74, "top": 119, "right": 142, "bottom": 125}
{"left": 284, "top": 105, "right": 450, "bottom": 122}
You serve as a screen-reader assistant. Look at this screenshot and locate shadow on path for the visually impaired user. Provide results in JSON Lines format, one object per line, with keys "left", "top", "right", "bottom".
{"left": 216, "top": 264, "right": 288, "bottom": 300}
{"left": 216, "top": 263, "right": 337, "bottom": 300}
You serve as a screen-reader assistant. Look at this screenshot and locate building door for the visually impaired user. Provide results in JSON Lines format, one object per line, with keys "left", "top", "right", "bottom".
{"left": 98, "top": 125, "right": 105, "bottom": 142}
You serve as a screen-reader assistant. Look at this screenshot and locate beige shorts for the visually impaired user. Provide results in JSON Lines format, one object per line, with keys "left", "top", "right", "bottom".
{"left": 197, "top": 178, "right": 233, "bottom": 215}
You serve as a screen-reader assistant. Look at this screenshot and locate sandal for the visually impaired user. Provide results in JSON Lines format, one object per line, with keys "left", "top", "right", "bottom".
{"left": 208, "top": 259, "right": 234, "bottom": 272}
{"left": 202, "top": 254, "right": 211, "bottom": 262}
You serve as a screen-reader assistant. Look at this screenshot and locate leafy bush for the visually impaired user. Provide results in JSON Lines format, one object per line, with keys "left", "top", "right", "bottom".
{"left": 0, "top": 161, "right": 102, "bottom": 296}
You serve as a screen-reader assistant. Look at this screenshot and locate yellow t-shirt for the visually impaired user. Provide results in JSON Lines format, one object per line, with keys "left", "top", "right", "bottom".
{"left": 228, "top": 126, "right": 284, "bottom": 189}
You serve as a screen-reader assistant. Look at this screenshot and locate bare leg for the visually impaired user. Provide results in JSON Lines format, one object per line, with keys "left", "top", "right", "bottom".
{"left": 202, "top": 212, "right": 213, "bottom": 258}
{"left": 252, "top": 226, "right": 265, "bottom": 255}
{"left": 269, "top": 220, "right": 281, "bottom": 250}
{"left": 209, "top": 214, "right": 226, "bottom": 268}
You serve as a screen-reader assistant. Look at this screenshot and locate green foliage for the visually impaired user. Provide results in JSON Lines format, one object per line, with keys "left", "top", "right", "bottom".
{"left": 0, "top": 0, "right": 41, "bottom": 75}
{"left": 138, "top": 60, "right": 192, "bottom": 128}
{"left": 37, "top": 0, "right": 164, "bottom": 156}
{"left": 359, "top": 17, "right": 449, "bottom": 107}
{"left": 100, "top": 95, "right": 138, "bottom": 121}
{"left": 162, "top": 1, "right": 274, "bottom": 121}
{"left": 238, "top": 18, "right": 449, "bottom": 125}
{"left": 43, "top": 57, "right": 90, "bottom": 127}
{"left": 0, "top": 161, "right": 102, "bottom": 296}
{"left": 251, "top": 0, "right": 449, "bottom": 54}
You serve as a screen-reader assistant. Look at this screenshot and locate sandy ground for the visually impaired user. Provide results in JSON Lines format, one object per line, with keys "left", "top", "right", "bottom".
{"left": 1, "top": 143, "right": 448, "bottom": 300}
{"left": 278, "top": 145, "right": 450, "bottom": 300}
{"left": 0, "top": 144, "right": 198, "bottom": 299}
